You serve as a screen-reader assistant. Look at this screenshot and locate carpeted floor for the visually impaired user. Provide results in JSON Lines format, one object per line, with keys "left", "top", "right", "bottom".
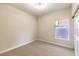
{"left": 0, "top": 40, "right": 74, "bottom": 56}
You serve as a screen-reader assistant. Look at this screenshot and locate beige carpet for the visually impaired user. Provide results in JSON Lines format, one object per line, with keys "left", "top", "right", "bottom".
{"left": 0, "top": 40, "right": 74, "bottom": 56}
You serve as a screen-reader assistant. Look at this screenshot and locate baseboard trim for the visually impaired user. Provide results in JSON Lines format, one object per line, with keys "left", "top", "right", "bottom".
{"left": 38, "top": 39, "right": 73, "bottom": 49}
{"left": 0, "top": 40, "right": 35, "bottom": 54}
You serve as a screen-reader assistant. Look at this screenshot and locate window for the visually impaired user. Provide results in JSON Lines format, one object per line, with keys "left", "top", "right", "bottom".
{"left": 55, "top": 19, "right": 69, "bottom": 41}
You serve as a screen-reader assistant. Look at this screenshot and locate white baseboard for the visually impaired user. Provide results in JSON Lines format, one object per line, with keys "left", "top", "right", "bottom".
{"left": 38, "top": 39, "right": 73, "bottom": 49}
{"left": 0, "top": 40, "right": 35, "bottom": 54}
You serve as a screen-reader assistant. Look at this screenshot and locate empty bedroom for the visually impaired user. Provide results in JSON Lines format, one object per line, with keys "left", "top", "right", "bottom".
{"left": 0, "top": 3, "right": 78, "bottom": 56}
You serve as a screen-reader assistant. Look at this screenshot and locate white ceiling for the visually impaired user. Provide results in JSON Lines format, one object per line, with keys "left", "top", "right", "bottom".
{"left": 9, "top": 3, "right": 71, "bottom": 17}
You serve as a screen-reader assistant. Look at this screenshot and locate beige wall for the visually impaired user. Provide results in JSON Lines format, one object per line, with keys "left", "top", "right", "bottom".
{"left": 38, "top": 7, "right": 73, "bottom": 48}
{"left": 0, "top": 4, "right": 37, "bottom": 52}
